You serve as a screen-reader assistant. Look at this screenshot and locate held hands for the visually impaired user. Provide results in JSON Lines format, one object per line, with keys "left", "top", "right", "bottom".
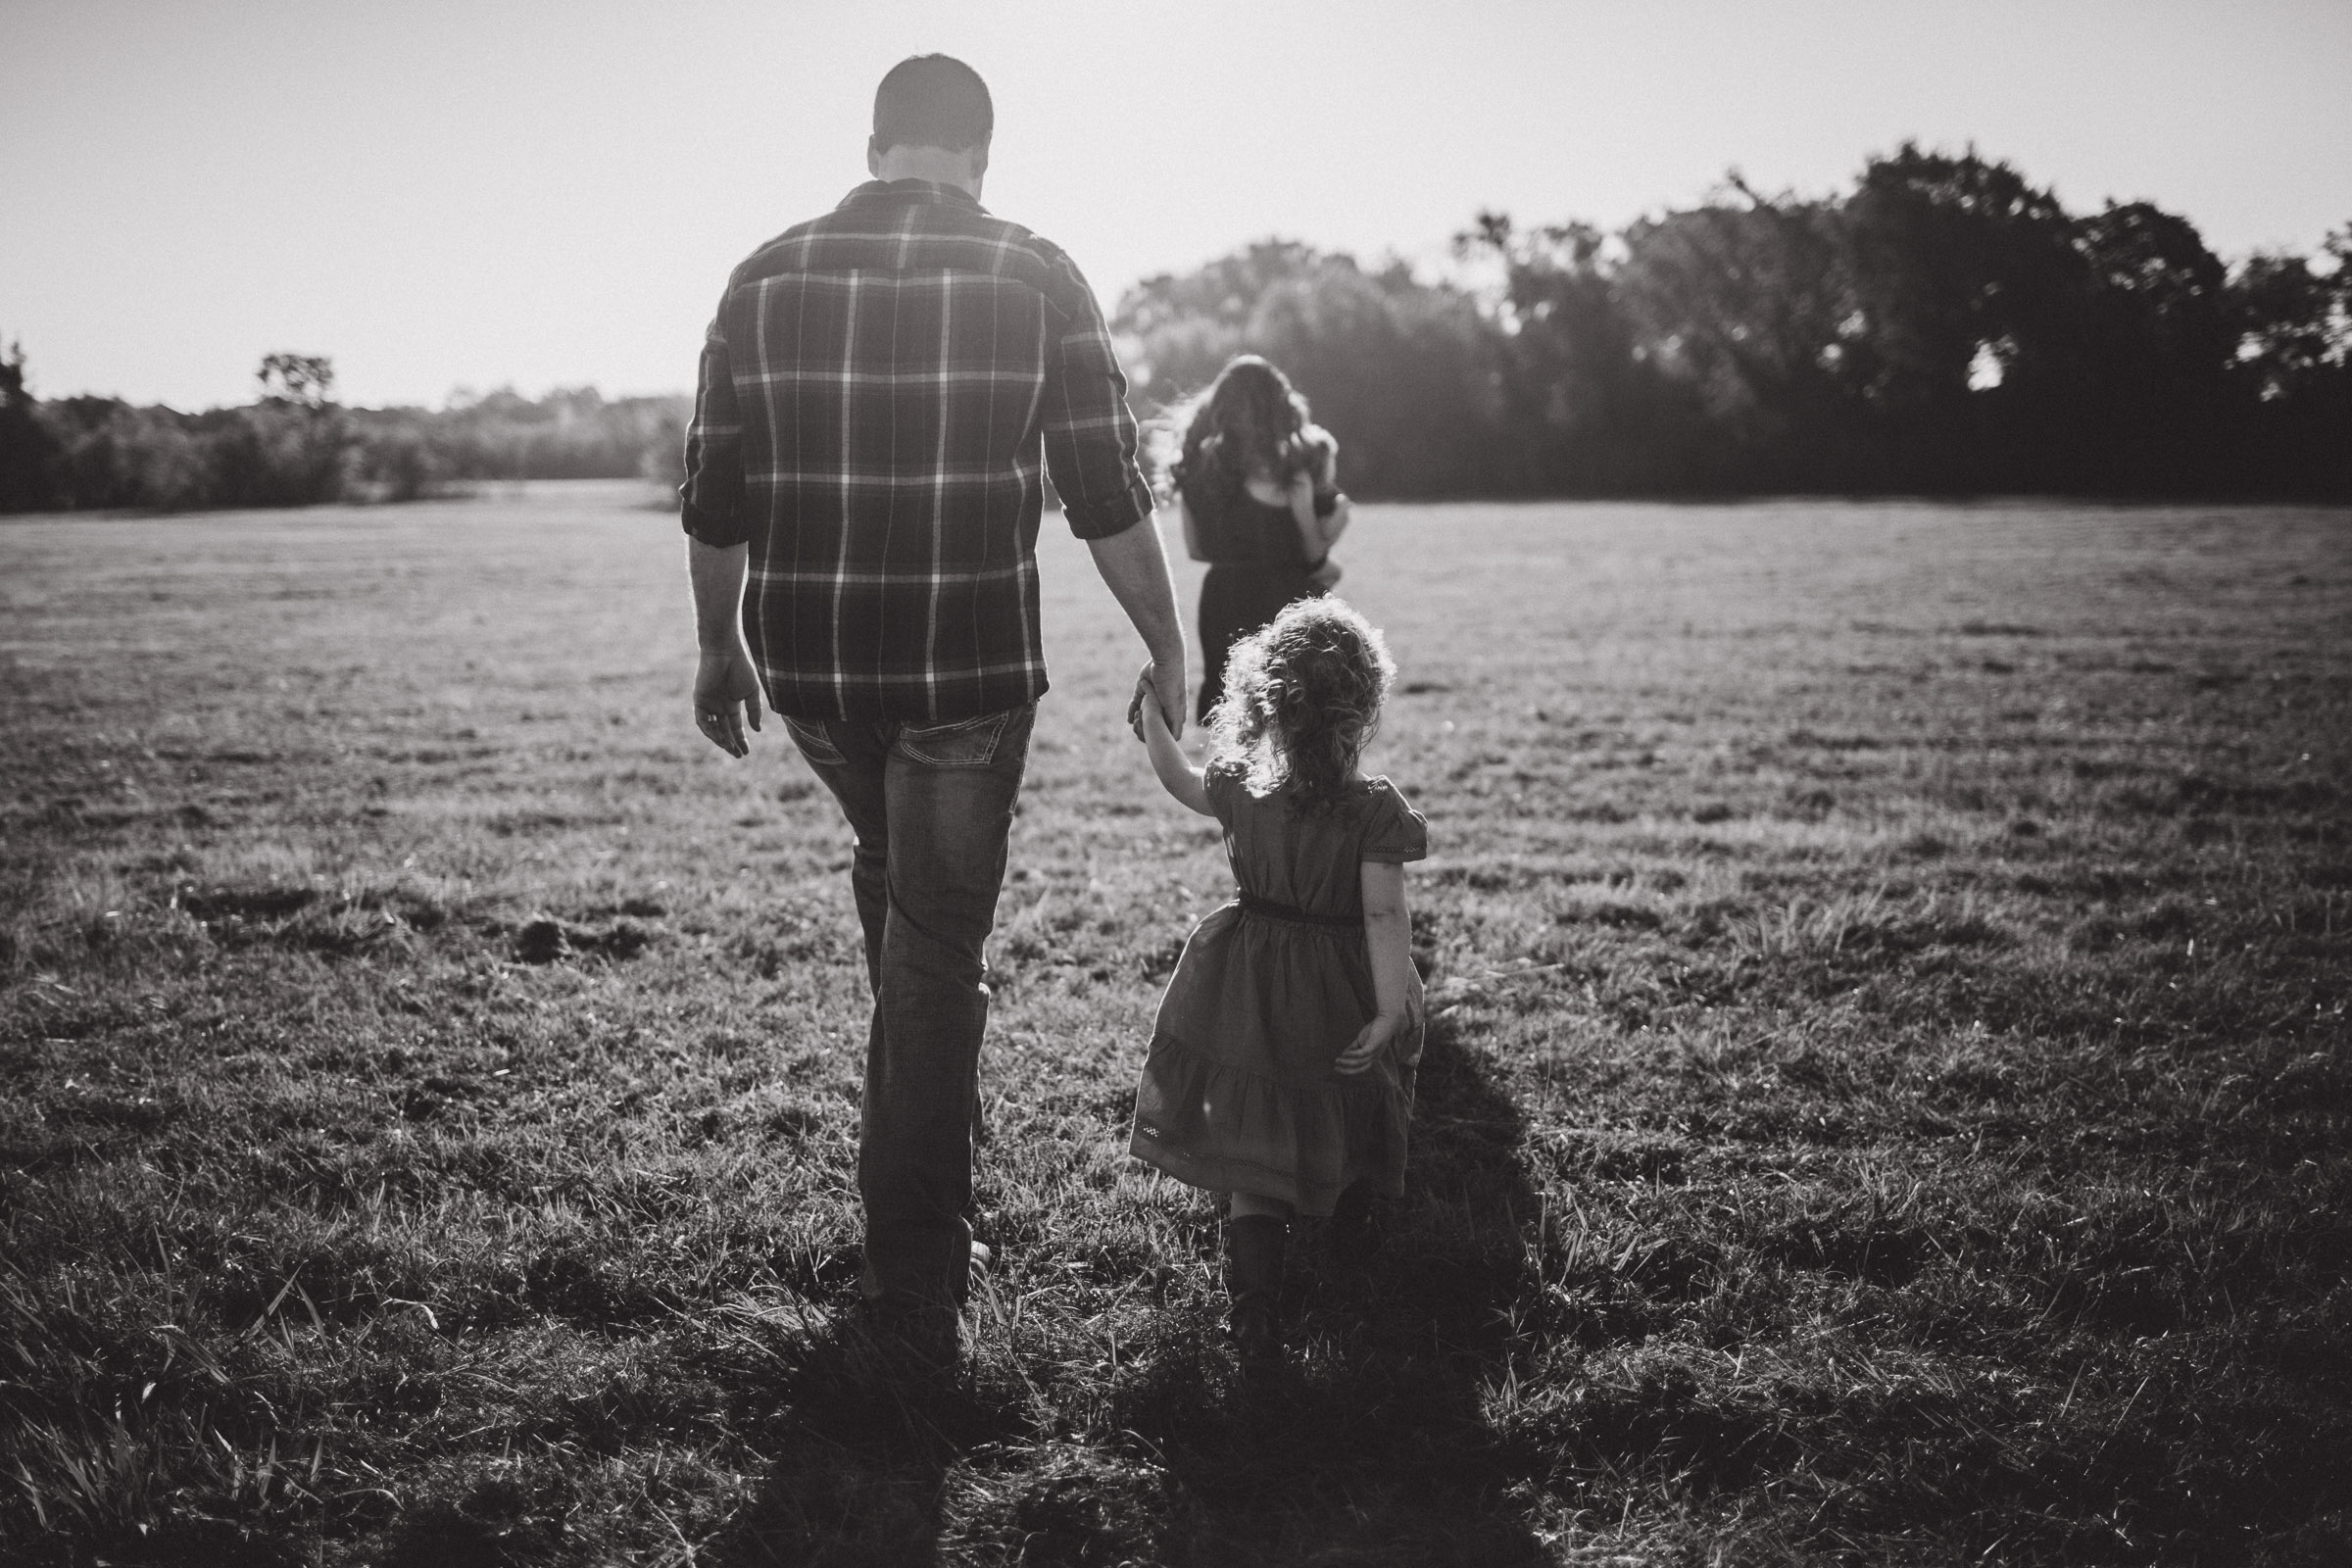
{"left": 693, "top": 646, "right": 763, "bottom": 758}
{"left": 1126, "top": 659, "right": 1187, "bottom": 742}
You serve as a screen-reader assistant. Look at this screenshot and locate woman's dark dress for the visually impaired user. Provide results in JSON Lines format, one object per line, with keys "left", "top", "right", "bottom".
{"left": 1181, "top": 470, "right": 1335, "bottom": 722}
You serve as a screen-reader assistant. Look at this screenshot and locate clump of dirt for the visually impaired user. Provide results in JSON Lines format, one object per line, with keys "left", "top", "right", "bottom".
{"left": 513, "top": 916, "right": 570, "bottom": 964}
{"left": 511, "top": 915, "right": 657, "bottom": 964}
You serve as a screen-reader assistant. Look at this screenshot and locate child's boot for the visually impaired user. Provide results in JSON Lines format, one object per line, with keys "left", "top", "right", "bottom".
{"left": 1326, "top": 1180, "right": 1377, "bottom": 1263}
{"left": 1225, "top": 1213, "right": 1287, "bottom": 1361}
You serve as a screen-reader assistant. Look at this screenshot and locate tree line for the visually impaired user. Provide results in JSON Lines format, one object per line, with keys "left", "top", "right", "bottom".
{"left": 0, "top": 350, "right": 687, "bottom": 513}
{"left": 3, "top": 144, "right": 2344, "bottom": 513}
{"left": 1115, "top": 145, "right": 2350, "bottom": 499}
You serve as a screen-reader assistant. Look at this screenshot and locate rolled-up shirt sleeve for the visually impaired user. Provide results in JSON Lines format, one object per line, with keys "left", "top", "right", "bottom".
{"left": 1037, "top": 250, "right": 1154, "bottom": 541}
{"left": 679, "top": 304, "right": 750, "bottom": 547}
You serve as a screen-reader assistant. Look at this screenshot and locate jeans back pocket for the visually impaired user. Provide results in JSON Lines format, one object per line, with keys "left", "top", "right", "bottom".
{"left": 783, "top": 716, "right": 848, "bottom": 767}
{"left": 896, "top": 708, "right": 1015, "bottom": 767}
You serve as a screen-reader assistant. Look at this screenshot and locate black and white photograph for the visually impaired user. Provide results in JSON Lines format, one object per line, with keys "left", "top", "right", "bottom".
{"left": 3, "top": 2, "right": 2348, "bottom": 1562}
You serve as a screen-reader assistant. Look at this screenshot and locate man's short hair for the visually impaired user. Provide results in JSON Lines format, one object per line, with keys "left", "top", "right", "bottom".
{"left": 872, "top": 54, "right": 993, "bottom": 153}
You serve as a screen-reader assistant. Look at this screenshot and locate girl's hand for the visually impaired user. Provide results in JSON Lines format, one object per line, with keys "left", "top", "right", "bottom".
{"left": 1308, "top": 557, "right": 1344, "bottom": 591}
{"left": 1334, "top": 1010, "right": 1407, "bottom": 1076}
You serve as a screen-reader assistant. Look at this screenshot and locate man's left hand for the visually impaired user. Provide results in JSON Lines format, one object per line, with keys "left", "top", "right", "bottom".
{"left": 1126, "top": 658, "right": 1186, "bottom": 741}
{"left": 694, "top": 647, "right": 763, "bottom": 758}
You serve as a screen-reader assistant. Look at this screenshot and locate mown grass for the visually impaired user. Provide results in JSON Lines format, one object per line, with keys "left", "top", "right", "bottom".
{"left": 2, "top": 485, "right": 2348, "bottom": 1565}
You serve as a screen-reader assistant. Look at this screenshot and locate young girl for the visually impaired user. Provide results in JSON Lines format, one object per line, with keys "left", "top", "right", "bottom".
{"left": 1128, "top": 596, "right": 1425, "bottom": 1358}
{"left": 1165, "top": 355, "right": 1352, "bottom": 723}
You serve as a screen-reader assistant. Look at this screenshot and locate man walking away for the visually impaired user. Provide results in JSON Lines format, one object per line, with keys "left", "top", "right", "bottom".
{"left": 678, "top": 54, "right": 1188, "bottom": 1366}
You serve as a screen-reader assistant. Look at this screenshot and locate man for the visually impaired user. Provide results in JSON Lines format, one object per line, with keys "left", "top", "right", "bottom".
{"left": 679, "top": 55, "right": 1187, "bottom": 1360}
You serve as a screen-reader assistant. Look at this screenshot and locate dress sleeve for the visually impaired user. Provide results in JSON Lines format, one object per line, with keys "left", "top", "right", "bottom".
{"left": 1359, "top": 780, "right": 1428, "bottom": 863}
{"left": 1203, "top": 759, "right": 1245, "bottom": 829}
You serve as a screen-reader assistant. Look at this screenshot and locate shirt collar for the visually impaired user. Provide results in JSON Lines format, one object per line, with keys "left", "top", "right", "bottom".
{"left": 840, "top": 178, "right": 986, "bottom": 215}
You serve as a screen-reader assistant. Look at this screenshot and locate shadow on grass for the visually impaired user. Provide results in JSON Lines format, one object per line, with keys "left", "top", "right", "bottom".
{"left": 697, "top": 1309, "right": 1040, "bottom": 1568}
{"left": 1097, "top": 1013, "right": 1552, "bottom": 1566}
{"left": 695, "top": 1015, "right": 1547, "bottom": 1566}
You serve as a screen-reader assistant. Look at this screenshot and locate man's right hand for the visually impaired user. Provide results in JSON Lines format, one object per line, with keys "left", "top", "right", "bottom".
{"left": 1127, "top": 658, "right": 1187, "bottom": 741}
{"left": 694, "top": 646, "right": 763, "bottom": 758}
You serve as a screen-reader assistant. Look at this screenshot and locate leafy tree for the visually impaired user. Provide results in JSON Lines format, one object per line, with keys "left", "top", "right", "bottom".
{"left": 2230, "top": 242, "right": 2350, "bottom": 403}
{"left": 2066, "top": 201, "right": 2233, "bottom": 489}
{"left": 1840, "top": 148, "right": 2084, "bottom": 486}
{"left": 257, "top": 352, "right": 336, "bottom": 409}
{"left": 0, "top": 339, "right": 65, "bottom": 512}
{"left": 1614, "top": 182, "right": 1877, "bottom": 487}
{"left": 2225, "top": 223, "right": 2352, "bottom": 494}
{"left": 1454, "top": 213, "right": 1683, "bottom": 491}
{"left": 239, "top": 353, "right": 347, "bottom": 503}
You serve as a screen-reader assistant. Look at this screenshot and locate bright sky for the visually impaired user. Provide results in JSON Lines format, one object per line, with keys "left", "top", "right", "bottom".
{"left": 5, "top": 0, "right": 2347, "bottom": 411}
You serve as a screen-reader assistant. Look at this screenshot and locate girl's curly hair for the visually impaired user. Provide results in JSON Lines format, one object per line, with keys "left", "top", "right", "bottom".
{"left": 1208, "top": 596, "right": 1396, "bottom": 813}
{"left": 1162, "top": 355, "right": 1335, "bottom": 502}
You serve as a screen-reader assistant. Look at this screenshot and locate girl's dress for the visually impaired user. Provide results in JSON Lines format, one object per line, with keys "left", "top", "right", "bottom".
{"left": 1130, "top": 764, "right": 1428, "bottom": 1215}
{"left": 1180, "top": 469, "right": 1337, "bottom": 723}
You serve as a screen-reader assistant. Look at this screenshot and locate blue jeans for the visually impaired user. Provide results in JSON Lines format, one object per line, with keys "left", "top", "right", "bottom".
{"left": 783, "top": 702, "right": 1036, "bottom": 1310}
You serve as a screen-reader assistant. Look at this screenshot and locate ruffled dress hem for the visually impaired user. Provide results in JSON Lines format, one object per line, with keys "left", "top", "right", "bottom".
{"left": 1128, "top": 1028, "right": 1412, "bottom": 1216}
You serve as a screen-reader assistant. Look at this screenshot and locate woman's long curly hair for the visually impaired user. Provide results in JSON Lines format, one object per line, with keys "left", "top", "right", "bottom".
{"left": 1164, "top": 355, "right": 1333, "bottom": 500}
{"left": 1208, "top": 596, "right": 1396, "bottom": 813}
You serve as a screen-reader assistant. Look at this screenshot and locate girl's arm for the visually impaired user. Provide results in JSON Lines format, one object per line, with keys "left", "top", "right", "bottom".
{"left": 1334, "top": 860, "right": 1417, "bottom": 1074}
{"left": 1286, "top": 474, "right": 1331, "bottom": 564}
{"left": 1139, "top": 692, "right": 1215, "bottom": 816}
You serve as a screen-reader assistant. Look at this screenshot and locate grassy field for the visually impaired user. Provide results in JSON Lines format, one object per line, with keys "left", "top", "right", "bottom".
{"left": 3, "top": 483, "right": 2349, "bottom": 1566}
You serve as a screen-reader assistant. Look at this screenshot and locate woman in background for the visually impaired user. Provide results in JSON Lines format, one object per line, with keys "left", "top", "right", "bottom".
{"left": 1166, "top": 356, "right": 1351, "bottom": 722}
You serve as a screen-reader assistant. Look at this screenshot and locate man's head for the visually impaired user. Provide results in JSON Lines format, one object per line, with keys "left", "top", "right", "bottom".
{"left": 868, "top": 55, "right": 992, "bottom": 194}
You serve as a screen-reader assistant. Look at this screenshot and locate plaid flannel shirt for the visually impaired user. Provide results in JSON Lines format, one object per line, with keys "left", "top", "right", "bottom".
{"left": 680, "top": 180, "right": 1154, "bottom": 721}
